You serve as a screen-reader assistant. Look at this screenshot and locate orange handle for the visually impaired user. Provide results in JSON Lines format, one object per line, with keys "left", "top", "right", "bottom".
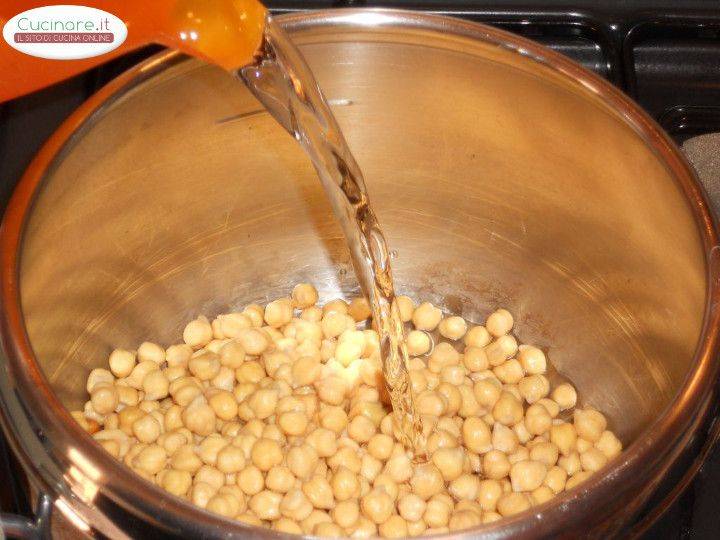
{"left": 0, "top": 0, "right": 267, "bottom": 102}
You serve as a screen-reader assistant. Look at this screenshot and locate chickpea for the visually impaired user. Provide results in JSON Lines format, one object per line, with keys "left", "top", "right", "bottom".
{"left": 529, "top": 441, "right": 559, "bottom": 467}
{"left": 574, "top": 408, "right": 607, "bottom": 443}
{"left": 142, "top": 370, "right": 169, "bottom": 401}
{"left": 439, "top": 316, "right": 468, "bottom": 341}
{"left": 493, "top": 359, "right": 524, "bottom": 385}
{"left": 236, "top": 360, "right": 266, "bottom": 384}
{"left": 542, "top": 465, "right": 567, "bottom": 494}
{"left": 132, "top": 444, "right": 166, "bottom": 475}
{"left": 166, "top": 344, "right": 193, "bottom": 368}
{"left": 428, "top": 343, "right": 460, "bottom": 374}
{"left": 396, "top": 493, "right": 426, "bottom": 522}
{"left": 290, "top": 356, "right": 320, "bottom": 388}
{"left": 482, "top": 512, "right": 502, "bottom": 524}
{"left": 287, "top": 444, "right": 320, "bottom": 480}
{"left": 492, "top": 423, "right": 519, "bottom": 454}
{"left": 483, "top": 450, "right": 511, "bottom": 480}
{"left": 462, "top": 326, "right": 490, "bottom": 349}
{"left": 281, "top": 488, "right": 314, "bottom": 521}
{"left": 258, "top": 466, "right": 291, "bottom": 494}
{"left": 132, "top": 413, "right": 161, "bottom": 443}
{"left": 525, "top": 403, "right": 553, "bottom": 436}
{"left": 86, "top": 368, "right": 114, "bottom": 393}
{"left": 90, "top": 383, "right": 119, "bottom": 415}
{"left": 360, "top": 488, "right": 393, "bottom": 524}
{"left": 359, "top": 454, "right": 382, "bottom": 484}
{"left": 497, "top": 492, "right": 532, "bottom": 517}
{"left": 299, "top": 510, "right": 331, "bottom": 534}
{"left": 461, "top": 416, "right": 491, "bottom": 454}
{"left": 412, "top": 302, "right": 443, "bottom": 331}
{"left": 509, "top": 460, "right": 547, "bottom": 492}
{"left": 415, "top": 391, "right": 446, "bottom": 417}
{"left": 332, "top": 499, "right": 360, "bottom": 528}
{"left": 262, "top": 298, "right": 291, "bottom": 328}
{"left": 249, "top": 490, "right": 282, "bottom": 520}
{"left": 449, "top": 510, "right": 481, "bottom": 531}
{"left": 249, "top": 438, "right": 282, "bottom": 472}
{"left": 433, "top": 384, "right": 460, "bottom": 417}
{"left": 319, "top": 406, "right": 349, "bottom": 435}
{"left": 182, "top": 401, "right": 216, "bottom": 436}
{"left": 595, "top": 430, "right": 622, "bottom": 460}
{"left": 486, "top": 309, "right": 514, "bottom": 337}
{"left": 493, "top": 391, "right": 523, "bottom": 426}
{"left": 246, "top": 388, "right": 278, "bottom": 420}
{"left": 439, "top": 365, "right": 465, "bottom": 386}
{"left": 429, "top": 447, "right": 463, "bottom": 482}
{"left": 236, "top": 328, "right": 270, "bottom": 356}
{"left": 336, "top": 330, "right": 366, "bottom": 366}
{"left": 550, "top": 422, "right": 577, "bottom": 456}
{"left": 346, "top": 297, "right": 370, "bottom": 322}
{"left": 420, "top": 499, "right": 449, "bottom": 529}
{"left": 537, "top": 398, "right": 560, "bottom": 419}
{"left": 191, "top": 482, "right": 217, "bottom": 508}
{"left": 463, "top": 346, "right": 489, "bottom": 372}
{"left": 71, "top": 411, "right": 99, "bottom": 434}
{"left": 565, "top": 471, "right": 593, "bottom": 490}
{"left": 218, "top": 312, "right": 253, "bottom": 339}
{"left": 183, "top": 317, "right": 213, "bottom": 349}
{"left": 476, "top": 479, "right": 502, "bottom": 512}
{"left": 316, "top": 375, "right": 347, "bottom": 406}
{"left": 473, "top": 378, "right": 501, "bottom": 409}
{"left": 531, "top": 485, "right": 555, "bottom": 505}
{"left": 376, "top": 514, "right": 407, "bottom": 538}
{"left": 135, "top": 342, "right": 163, "bottom": 364}
{"left": 302, "top": 475, "right": 335, "bottom": 510}
{"left": 237, "top": 464, "right": 264, "bottom": 495}
{"left": 274, "top": 518, "right": 303, "bottom": 534}
{"left": 205, "top": 390, "right": 236, "bottom": 421}
{"left": 168, "top": 444, "right": 201, "bottom": 473}
{"left": 580, "top": 448, "right": 608, "bottom": 472}
{"left": 410, "top": 463, "right": 444, "bottom": 500}
{"left": 215, "top": 444, "right": 245, "bottom": 474}
{"left": 576, "top": 438, "right": 593, "bottom": 453}
{"left": 485, "top": 335, "right": 517, "bottom": 367}
{"left": 321, "top": 311, "right": 349, "bottom": 340}
{"left": 314, "top": 522, "right": 344, "bottom": 537}
{"left": 291, "top": 283, "right": 319, "bottom": 309}
{"left": 347, "top": 415, "right": 376, "bottom": 444}
{"left": 109, "top": 349, "right": 136, "bottom": 378}
{"left": 275, "top": 411, "right": 307, "bottom": 437}
{"left": 517, "top": 345, "right": 546, "bottom": 375}
{"left": 407, "top": 330, "right": 432, "bottom": 356}
{"left": 376, "top": 450, "right": 407, "bottom": 482}
{"left": 446, "top": 474, "right": 478, "bottom": 501}
{"left": 558, "top": 453, "right": 582, "bottom": 476}
{"left": 169, "top": 376, "right": 202, "bottom": 407}
{"left": 330, "top": 466, "right": 360, "bottom": 501}
{"left": 195, "top": 465, "right": 225, "bottom": 490}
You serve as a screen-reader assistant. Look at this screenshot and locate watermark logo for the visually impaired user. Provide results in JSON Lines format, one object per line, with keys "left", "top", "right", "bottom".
{"left": 2, "top": 5, "right": 127, "bottom": 60}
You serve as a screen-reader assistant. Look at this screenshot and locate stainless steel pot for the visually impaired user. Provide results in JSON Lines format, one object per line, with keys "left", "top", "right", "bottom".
{"left": 1, "top": 8, "right": 718, "bottom": 539}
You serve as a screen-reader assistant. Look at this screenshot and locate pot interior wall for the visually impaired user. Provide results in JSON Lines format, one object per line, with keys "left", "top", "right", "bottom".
{"left": 18, "top": 25, "right": 706, "bottom": 444}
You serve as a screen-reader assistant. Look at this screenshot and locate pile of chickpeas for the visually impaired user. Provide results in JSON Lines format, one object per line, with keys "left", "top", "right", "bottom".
{"left": 72, "top": 283, "right": 622, "bottom": 537}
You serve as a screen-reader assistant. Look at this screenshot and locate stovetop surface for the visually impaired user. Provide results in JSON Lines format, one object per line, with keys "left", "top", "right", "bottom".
{"left": 1, "top": 2, "right": 719, "bottom": 538}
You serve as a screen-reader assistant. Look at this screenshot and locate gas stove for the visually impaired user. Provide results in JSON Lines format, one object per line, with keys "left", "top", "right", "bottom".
{"left": 0, "top": 2, "right": 718, "bottom": 538}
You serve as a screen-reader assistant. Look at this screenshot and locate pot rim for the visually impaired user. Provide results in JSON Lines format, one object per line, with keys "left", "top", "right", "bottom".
{"left": 1, "top": 7, "right": 718, "bottom": 538}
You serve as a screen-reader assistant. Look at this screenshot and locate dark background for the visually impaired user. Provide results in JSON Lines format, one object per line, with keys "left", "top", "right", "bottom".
{"left": 1, "top": 1, "right": 719, "bottom": 537}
